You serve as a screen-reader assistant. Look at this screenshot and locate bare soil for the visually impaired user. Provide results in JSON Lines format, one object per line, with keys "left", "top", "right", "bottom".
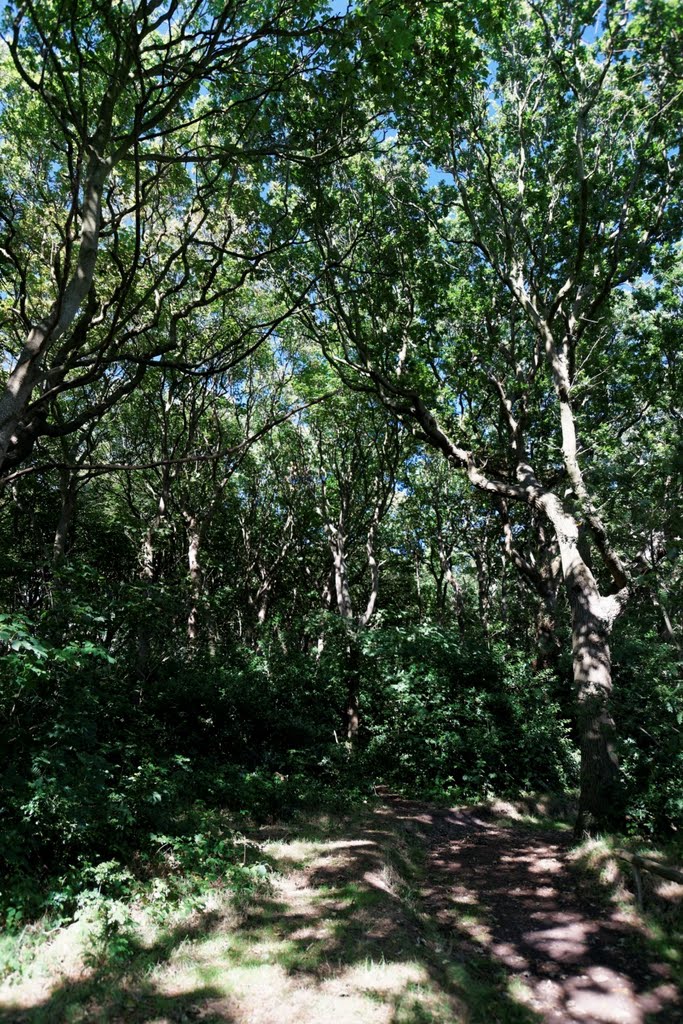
{"left": 379, "top": 791, "right": 682, "bottom": 1023}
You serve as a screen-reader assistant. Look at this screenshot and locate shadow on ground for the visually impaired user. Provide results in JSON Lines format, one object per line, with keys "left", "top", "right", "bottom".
{"left": 0, "top": 796, "right": 680, "bottom": 1023}
{"left": 380, "top": 793, "right": 682, "bottom": 1024}
{"left": 0, "top": 913, "right": 234, "bottom": 1023}
{"left": 230, "top": 821, "right": 542, "bottom": 1023}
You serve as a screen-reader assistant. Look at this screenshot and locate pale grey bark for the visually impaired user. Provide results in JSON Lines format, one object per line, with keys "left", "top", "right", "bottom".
{"left": 185, "top": 515, "right": 203, "bottom": 645}
{"left": 436, "top": 543, "right": 465, "bottom": 630}
{"left": 0, "top": 160, "right": 111, "bottom": 467}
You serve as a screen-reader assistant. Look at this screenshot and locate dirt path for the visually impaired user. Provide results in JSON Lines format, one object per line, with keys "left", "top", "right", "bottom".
{"left": 378, "top": 793, "right": 682, "bottom": 1024}
{"left": 0, "top": 794, "right": 680, "bottom": 1024}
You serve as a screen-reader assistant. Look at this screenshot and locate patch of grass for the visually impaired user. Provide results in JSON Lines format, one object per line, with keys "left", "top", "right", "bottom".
{"left": 0, "top": 802, "right": 549, "bottom": 1024}
{"left": 0, "top": 906, "right": 228, "bottom": 1024}
{"left": 568, "top": 834, "right": 683, "bottom": 988}
{"left": 493, "top": 813, "right": 572, "bottom": 833}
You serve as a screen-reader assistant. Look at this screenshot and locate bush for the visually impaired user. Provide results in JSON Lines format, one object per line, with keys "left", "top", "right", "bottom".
{"left": 612, "top": 622, "right": 683, "bottom": 836}
{"left": 358, "top": 621, "right": 578, "bottom": 799}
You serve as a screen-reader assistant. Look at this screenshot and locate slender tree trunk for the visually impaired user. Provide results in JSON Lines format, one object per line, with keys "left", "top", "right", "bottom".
{"left": 473, "top": 549, "right": 490, "bottom": 635}
{"left": 140, "top": 527, "right": 155, "bottom": 580}
{"left": 325, "top": 530, "right": 364, "bottom": 747}
{"left": 186, "top": 516, "right": 203, "bottom": 645}
{"left": 343, "top": 641, "right": 361, "bottom": 744}
{"left": 532, "top": 595, "right": 560, "bottom": 671}
{"left": 257, "top": 591, "right": 270, "bottom": 626}
{"left": 137, "top": 531, "right": 155, "bottom": 681}
{"left": 137, "top": 489, "right": 166, "bottom": 680}
{"left": 441, "top": 560, "right": 465, "bottom": 632}
{"left": 345, "top": 689, "right": 360, "bottom": 742}
{"left": 53, "top": 473, "right": 78, "bottom": 563}
{"left": 140, "top": 485, "right": 168, "bottom": 582}
{"left": 650, "top": 589, "right": 681, "bottom": 649}
{"left": 316, "top": 569, "right": 335, "bottom": 659}
{"left": 415, "top": 552, "right": 423, "bottom": 621}
{"left": 329, "top": 535, "right": 361, "bottom": 745}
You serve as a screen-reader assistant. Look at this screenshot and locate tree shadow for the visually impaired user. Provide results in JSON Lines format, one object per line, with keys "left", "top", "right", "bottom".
{"left": 0, "top": 914, "right": 236, "bottom": 1024}
{"left": 220, "top": 814, "right": 544, "bottom": 1023}
{"left": 380, "top": 792, "right": 682, "bottom": 1023}
{"left": 2, "top": 797, "right": 678, "bottom": 1023}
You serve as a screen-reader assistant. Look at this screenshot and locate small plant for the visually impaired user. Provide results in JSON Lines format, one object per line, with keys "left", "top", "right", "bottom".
{"left": 82, "top": 898, "right": 137, "bottom": 972}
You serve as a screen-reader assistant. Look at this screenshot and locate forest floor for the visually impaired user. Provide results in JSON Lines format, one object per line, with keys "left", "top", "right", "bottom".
{"left": 1, "top": 791, "right": 681, "bottom": 1024}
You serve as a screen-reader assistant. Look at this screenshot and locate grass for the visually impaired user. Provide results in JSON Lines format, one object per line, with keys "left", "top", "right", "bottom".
{"left": 0, "top": 805, "right": 545, "bottom": 1024}
{"left": 567, "top": 833, "right": 683, "bottom": 989}
{"left": 4, "top": 796, "right": 679, "bottom": 1024}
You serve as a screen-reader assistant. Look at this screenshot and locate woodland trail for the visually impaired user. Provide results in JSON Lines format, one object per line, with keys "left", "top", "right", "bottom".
{"left": 378, "top": 793, "right": 682, "bottom": 1024}
{"left": 1, "top": 794, "right": 681, "bottom": 1024}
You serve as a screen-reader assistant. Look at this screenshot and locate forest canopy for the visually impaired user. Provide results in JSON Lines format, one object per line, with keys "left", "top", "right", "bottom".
{"left": 0, "top": 0, "right": 681, "bottom": 925}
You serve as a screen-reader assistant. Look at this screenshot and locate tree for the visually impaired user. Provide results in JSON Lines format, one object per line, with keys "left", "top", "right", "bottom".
{"left": 289, "top": 0, "right": 683, "bottom": 830}
{"left": 0, "top": 0, "right": 354, "bottom": 478}
{"left": 305, "top": 394, "right": 399, "bottom": 739}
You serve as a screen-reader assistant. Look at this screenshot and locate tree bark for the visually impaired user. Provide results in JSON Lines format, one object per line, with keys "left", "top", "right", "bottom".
{"left": 536, "top": 490, "right": 626, "bottom": 833}
{"left": 137, "top": 486, "right": 167, "bottom": 679}
{"left": 186, "top": 516, "right": 203, "bottom": 645}
{"left": 437, "top": 539, "right": 466, "bottom": 632}
{"left": 533, "top": 600, "right": 561, "bottom": 671}
{"left": 569, "top": 576, "right": 624, "bottom": 834}
{"left": 53, "top": 472, "right": 78, "bottom": 563}
{"left": 328, "top": 531, "right": 362, "bottom": 744}
{"left": 343, "top": 641, "right": 361, "bottom": 744}
{"left": 473, "top": 547, "right": 490, "bottom": 635}
{"left": 345, "top": 687, "right": 360, "bottom": 743}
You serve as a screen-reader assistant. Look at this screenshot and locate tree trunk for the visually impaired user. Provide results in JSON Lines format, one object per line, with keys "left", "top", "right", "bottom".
{"left": 324, "top": 508, "right": 384, "bottom": 747}
{"left": 437, "top": 540, "right": 465, "bottom": 632}
{"left": 529, "top": 485, "right": 627, "bottom": 835}
{"left": 570, "top": 584, "right": 624, "bottom": 834}
{"left": 345, "top": 685, "right": 360, "bottom": 743}
{"left": 186, "top": 517, "right": 203, "bottom": 645}
{"left": 53, "top": 473, "right": 78, "bottom": 563}
{"left": 650, "top": 588, "right": 681, "bottom": 649}
{"left": 473, "top": 549, "right": 490, "bottom": 635}
{"left": 140, "top": 527, "right": 155, "bottom": 580}
{"left": 327, "top": 530, "right": 362, "bottom": 746}
{"left": 137, "top": 529, "right": 156, "bottom": 682}
{"left": 137, "top": 491, "right": 166, "bottom": 680}
{"left": 415, "top": 552, "right": 424, "bottom": 621}
{"left": 257, "top": 592, "right": 270, "bottom": 626}
{"left": 343, "top": 642, "right": 361, "bottom": 745}
{"left": 445, "top": 567, "right": 466, "bottom": 632}
{"left": 316, "top": 569, "right": 335, "bottom": 659}
{"left": 532, "top": 595, "right": 561, "bottom": 671}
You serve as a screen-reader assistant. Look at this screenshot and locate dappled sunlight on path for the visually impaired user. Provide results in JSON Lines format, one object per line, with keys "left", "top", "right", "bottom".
{"left": 379, "top": 793, "right": 681, "bottom": 1023}
{"left": 1, "top": 798, "right": 680, "bottom": 1023}
{"left": 0, "top": 816, "right": 477, "bottom": 1023}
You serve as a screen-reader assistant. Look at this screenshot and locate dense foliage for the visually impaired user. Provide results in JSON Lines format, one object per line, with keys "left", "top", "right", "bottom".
{"left": 0, "top": 0, "right": 681, "bottom": 924}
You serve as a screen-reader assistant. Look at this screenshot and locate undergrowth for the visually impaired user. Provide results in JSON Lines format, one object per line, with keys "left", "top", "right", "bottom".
{"left": 568, "top": 833, "right": 683, "bottom": 988}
